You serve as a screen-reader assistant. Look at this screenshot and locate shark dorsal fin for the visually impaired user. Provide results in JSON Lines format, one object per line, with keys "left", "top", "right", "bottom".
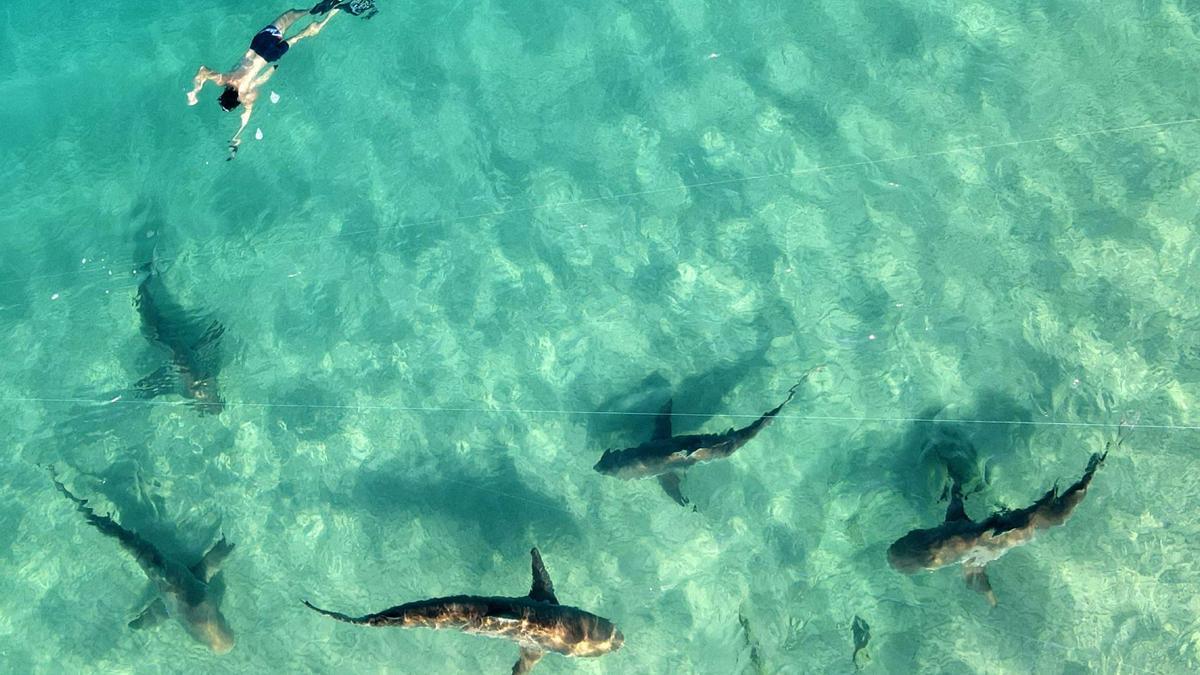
{"left": 944, "top": 484, "right": 972, "bottom": 523}
{"left": 653, "top": 398, "right": 674, "bottom": 440}
{"left": 528, "top": 548, "right": 558, "bottom": 605}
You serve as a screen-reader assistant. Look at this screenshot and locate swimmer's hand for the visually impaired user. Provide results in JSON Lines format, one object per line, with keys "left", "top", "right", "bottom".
{"left": 187, "top": 91, "right": 199, "bottom": 106}
{"left": 226, "top": 139, "right": 240, "bottom": 161}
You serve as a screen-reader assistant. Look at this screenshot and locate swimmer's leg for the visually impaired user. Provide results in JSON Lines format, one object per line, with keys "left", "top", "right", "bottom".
{"left": 270, "top": 10, "right": 311, "bottom": 33}
{"left": 286, "top": 9, "right": 339, "bottom": 46}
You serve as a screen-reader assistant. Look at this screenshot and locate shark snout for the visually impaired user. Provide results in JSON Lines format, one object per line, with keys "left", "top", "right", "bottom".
{"left": 186, "top": 607, "right": 236, "bottom": 654}
{"left": 203, "top": 620, "right": 236, "bottom": 654}
{"left": 572, "top": 620, "right": 624, "bottom": 657}
{"left": 593, "top": 450, "right": 615, "bottom": 474}
{"left": 209, "top": 632, "right": 235, "bottom": 655}
{"left": 611, "top": 628, "right": 625, "bottom": 651}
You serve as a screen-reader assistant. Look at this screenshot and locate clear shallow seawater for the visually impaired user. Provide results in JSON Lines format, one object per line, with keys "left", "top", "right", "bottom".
{"left": 2, "top": 0, "right": 1199, "bottom": 672}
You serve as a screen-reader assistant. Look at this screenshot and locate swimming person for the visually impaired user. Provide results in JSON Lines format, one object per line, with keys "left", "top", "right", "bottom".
{"left": 186, "top": 2, "right": 366, "bottom": 160}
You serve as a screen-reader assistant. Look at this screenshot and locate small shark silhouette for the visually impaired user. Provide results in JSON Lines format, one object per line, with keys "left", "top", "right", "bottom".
{"left": 133, "top": 259, "right": 226, "bottom": 414}
{"left": 50, "top": 471, "right": 235, "bottom": 652}
{"left": 851, "top": 614, "right": 870, "bottom": 669}
{"left": 303, "top": 548, "right": 623, "bottom": 673}
{"left": 887, "top": 428, "right": 1125, "bottom": 605}
{"left": 593, "top": 368, "right": 820, "bottom": 506}
{"left": 126, "top": 212, "right": 225, "bottom": 414}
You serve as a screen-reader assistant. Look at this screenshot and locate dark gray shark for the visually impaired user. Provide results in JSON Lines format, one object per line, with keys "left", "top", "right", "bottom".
{"left": 133, "top": 260, "right": 226, "bottom": 414}
{"left": 51, "top": 472, "right": 236, "bottom": 652}
{"left": 887, "top": 447, "right": 1113, "bottom": 606}
{"left": 593, "top": 371, "right": 818, "bottom": 506}
{"left": 303, "top": 548, "right": 623, "bottom": 674}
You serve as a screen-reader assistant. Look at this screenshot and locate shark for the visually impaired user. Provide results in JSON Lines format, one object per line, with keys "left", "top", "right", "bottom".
{"left": 887, "top": 439, "right": 1118, "bottom": 606}
{"left": 593, "top": 370, "right": 819, "bottom": 506}
{"left": 125, "top": 209, "right": 226, "bottom": 415}
{"left": 303, "top": 548, "right": 623, "bottom": 674}
{"left": 851, "top": 614, "right": 870, "bottom": 670}
{"left": 132, "top": 258, "right": 226, "bottom": 414}
{"left": 50, "top": 472, "right": 236, "bottom": 653}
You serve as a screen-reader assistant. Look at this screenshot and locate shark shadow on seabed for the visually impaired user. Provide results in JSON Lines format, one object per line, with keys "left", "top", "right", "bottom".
{"left": 886, "top": 390, "right": 1038, "bottom": 508}
{"left": 347, "top": 448, "right": 583, "bottom": 553}
{"left": 577, "top": 305, "right": 796, "bottom": 445}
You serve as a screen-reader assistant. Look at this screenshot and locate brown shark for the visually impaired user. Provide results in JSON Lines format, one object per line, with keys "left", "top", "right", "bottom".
{"left": 887, "top": 448, "right": 1112, "bottom": 606}
{"left": 593, "top": 370, "right": 819, "bottom": 506}
{"left": 50, "top": 472, "right": 235, "bottom": 653}
{"left": 303, "top": 548, "right": 623, "bottom": 673}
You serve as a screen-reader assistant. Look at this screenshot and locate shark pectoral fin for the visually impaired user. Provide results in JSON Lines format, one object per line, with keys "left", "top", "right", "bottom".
{"left": 527, "top": 548, "right": 559, "bottom": 605}
{"left": 191, "top": 535, "right": 236, "bottom": 582}
{"left": 129, "top": 598, "right": 169, "bottom": 630}
{"left": 657, "top": 472, "right": 689, "bottom": 507}
{"left": 134, "top": 365, "right": 181, "bottom": 398}
{"left": 653, "top": 398, "right": 674, "bottom": 440}
{"left": 963, "top": 564, "right": 997, "bottom": 607}
{"left": 512, "top": 647, "right": 544, "bottom": 674}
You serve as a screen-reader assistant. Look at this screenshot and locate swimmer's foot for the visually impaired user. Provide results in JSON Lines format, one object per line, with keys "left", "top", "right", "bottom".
{"left": 309, "top": 0, "right": 339, "bottom": 14}
{"left": 340, "top": 0, "right": 378, "bottom": 18}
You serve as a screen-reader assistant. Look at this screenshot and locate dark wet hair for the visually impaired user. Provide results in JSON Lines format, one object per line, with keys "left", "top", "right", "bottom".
{"left": 218, "top": 85, "right": 241, "bottom": 111}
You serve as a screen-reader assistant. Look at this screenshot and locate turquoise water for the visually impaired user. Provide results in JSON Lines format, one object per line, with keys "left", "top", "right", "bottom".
{"left": 2, "top": 0, "right": 1200, "bottom": 672}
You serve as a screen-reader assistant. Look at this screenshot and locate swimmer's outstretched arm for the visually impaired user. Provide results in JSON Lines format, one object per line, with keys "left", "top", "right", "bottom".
{"left": 225, "top": 66, "right": 277, "bottom": 160}
{"left": 227, "top": 99, "right": 257, "bottom": 161}
{"left": 187, "top": 66, "right": 227, "bottom": 106}
{"left": 287, "top": 8, "right": 339, "bottom": 46}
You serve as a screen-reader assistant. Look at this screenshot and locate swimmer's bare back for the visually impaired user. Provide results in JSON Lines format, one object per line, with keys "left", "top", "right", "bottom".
{"left": 186, "top": 3, "right": 342, "bottom": 160}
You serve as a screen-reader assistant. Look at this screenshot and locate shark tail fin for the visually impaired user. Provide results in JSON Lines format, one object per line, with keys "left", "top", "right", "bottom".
{"left": 47, "top": 466, "right": 170, "bottom": 573}
{"left": 746, "top": 365, "right": 826, "bottom": 434}
{"left": 788, "top": 364, "right": 825, "bottom": 401}
{"left": 302, "top": 600, "right": 369, "bottom": 625}
{"left": 47, "top": 466, "right": 89, "bottom": 512}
